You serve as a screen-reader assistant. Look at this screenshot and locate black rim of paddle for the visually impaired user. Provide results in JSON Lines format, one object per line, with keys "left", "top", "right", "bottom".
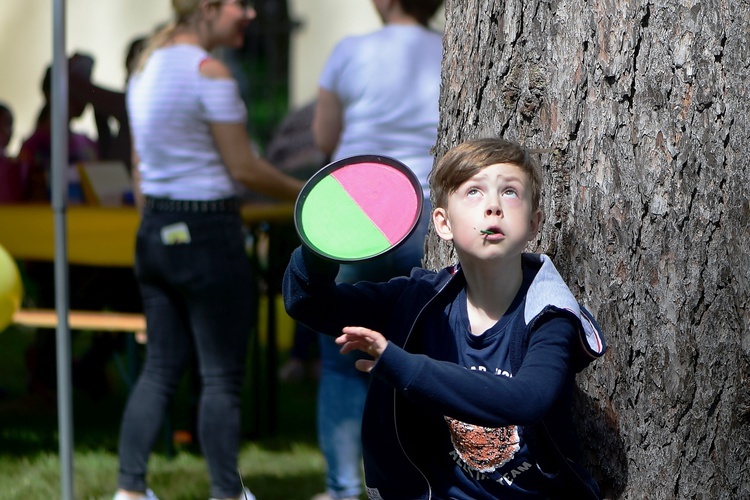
{"left": 293, "top": 154, "right": 424, "bottom": 262}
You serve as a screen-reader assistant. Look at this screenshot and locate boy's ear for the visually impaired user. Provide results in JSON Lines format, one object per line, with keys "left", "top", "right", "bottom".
{"left": 432, "top": 207, "right": 454, "bottom": 241}
{"left": 527, "top": 209, "right": 543, "bottom": 241}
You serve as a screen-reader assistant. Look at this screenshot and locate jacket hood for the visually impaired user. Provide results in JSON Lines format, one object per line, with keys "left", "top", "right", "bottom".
{"left": 522, "top": 253, "right": 607, "bottom": 368}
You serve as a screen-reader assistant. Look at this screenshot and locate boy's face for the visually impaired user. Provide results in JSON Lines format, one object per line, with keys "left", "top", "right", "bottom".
{"left": 432, "top": 163, "right": 541, "bottom": 263}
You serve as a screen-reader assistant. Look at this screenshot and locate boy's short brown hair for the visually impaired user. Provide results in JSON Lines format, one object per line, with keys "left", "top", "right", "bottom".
{"left": 429, "top": 138, "right": 543, "bottom": 211}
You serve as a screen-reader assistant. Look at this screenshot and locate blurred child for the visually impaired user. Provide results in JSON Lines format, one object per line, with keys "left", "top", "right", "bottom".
{"left": 17, "top": 54, "right": 97, "bottom": 203}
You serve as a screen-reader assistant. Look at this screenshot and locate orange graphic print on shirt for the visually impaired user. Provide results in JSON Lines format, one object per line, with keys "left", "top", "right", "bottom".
{"left": 445, "top": 416, "right": 520, "bottom": 473}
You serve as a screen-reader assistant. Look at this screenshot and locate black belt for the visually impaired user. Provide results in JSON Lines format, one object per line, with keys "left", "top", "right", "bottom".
{"left": 144, "top": 196, "right": 240, "bottom": 214}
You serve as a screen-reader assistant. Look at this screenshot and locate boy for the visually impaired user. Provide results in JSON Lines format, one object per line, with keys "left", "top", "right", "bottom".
{"left": 283, "top": 137, "right": 606, "bottom": 499}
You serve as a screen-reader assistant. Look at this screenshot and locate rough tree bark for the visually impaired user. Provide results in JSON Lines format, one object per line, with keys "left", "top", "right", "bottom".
{"left": 426, "top": 0, "right": 750, "bottom": 497}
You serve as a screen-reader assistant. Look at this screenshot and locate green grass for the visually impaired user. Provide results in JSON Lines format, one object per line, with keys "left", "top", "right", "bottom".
{"left": 0, "top": 325, "right": 327, "bottom": 499}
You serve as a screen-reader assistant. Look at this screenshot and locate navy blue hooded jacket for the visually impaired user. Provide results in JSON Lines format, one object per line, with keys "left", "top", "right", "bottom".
{"left": 283, "top": 247, "right": 606, "bottom": 499}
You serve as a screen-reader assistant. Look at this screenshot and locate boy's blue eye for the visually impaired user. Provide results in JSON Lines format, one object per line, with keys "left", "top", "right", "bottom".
{"left": 503, "top": 189, "right": 519, "bottom": 198}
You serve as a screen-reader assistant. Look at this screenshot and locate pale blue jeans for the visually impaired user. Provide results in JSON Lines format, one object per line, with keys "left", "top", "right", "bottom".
{"left": 317, "top": 202, "right": 430, "bottom": 499}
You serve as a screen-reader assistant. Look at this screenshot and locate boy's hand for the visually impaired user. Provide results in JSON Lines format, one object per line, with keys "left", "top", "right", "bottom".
{"left": 336, "top": 326, "right": 388, "bottom": 373}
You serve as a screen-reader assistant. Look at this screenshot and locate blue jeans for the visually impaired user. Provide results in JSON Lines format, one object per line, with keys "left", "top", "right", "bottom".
{"left": 317, "top": 202, "right": 430, "bottom": 499}
{"left": 117, "top": 210, "right": 256, "bottom": 499}
{"left": 317, "top": 336, "right": 369, "bottom": 499}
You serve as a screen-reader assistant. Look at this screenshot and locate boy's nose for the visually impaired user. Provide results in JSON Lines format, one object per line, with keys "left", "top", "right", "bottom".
{"left": 485, "top": 206, "right": 502, "bottom": 216}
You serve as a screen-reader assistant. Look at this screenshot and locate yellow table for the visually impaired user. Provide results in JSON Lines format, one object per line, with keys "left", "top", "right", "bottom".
{"left": 241, "top": 202, "right": 295, "bottom": 225}
{"left": 0, "top": 204, "right": 139, "bottom": 267}
{"left": 0, "top": 203, "right": 294, "bottom": 267}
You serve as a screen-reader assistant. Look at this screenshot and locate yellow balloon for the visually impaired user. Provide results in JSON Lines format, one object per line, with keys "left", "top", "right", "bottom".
{"left": 0, "top": 243, "right": 23, "bottom": 331}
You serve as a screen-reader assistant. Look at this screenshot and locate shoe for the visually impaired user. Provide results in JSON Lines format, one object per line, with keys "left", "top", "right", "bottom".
{"left": 113, "top": 489, "right": 159, "bottom": 500}
{"left": 210, "top": 486, "right": 256, "bottom": 500}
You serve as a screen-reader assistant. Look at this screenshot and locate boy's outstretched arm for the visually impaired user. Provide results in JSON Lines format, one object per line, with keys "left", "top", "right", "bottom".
{"left": 283, "top": 246, "right": 416, "bottom": 337}
{"left": 336, "top": 326, "right": 389, "bottom": 372}
{"left": 368, "top": 314, "right": 579, "bottom": 428}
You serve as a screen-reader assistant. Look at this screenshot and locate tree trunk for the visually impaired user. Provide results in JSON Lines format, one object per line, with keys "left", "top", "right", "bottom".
{"left": 427, "top": 0, "right": 750, "bottom": 497}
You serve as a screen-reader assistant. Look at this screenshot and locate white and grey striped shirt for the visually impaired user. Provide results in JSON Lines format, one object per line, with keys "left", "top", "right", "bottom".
{"left": 127, "top": 44, "right": 246, "bottom": 200}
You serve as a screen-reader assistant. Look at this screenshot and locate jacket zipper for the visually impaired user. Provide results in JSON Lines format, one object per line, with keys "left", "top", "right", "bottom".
{"left": 391, "top": 267, "right": 460, "bottom": 499}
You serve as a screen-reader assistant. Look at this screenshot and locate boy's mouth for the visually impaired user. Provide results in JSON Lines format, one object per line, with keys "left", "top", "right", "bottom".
{"left": 480, "top": 227, "right": 501, "bottom": 235}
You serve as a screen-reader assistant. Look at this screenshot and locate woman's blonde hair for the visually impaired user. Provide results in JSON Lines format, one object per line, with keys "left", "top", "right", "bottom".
{"left": 133, "top": 0, "right": 213, "bottom": 74}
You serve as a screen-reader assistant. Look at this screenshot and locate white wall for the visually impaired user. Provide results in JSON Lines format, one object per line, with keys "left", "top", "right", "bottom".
{"left": 0, "top": 1, "right": 442, "bottom": 155}
{"left": 287, "top": 1, "right": 445, "bottom": 108}
{"left": 287, "top": 0, "right": 381, "bottom": 108}
{"left": 0, "top": 0, "right": 171, "bottom": 156}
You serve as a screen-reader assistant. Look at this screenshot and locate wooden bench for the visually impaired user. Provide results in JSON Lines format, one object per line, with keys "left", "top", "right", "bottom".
{"left": 1, "top": 202, "right": 295, "bottom": 437}
{"left": 12, "top": 308, "right": 146, "bottom": 335}
{"left": 11, "top": 308, "right": 147, "bottom": 392}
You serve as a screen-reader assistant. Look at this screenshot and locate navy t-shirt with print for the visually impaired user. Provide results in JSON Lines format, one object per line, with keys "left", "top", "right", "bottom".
{"left": 416, "top": 269, "right": 553, "bottom": 499}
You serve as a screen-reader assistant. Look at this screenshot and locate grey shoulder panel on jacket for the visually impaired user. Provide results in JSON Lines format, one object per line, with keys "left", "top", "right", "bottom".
{"left": 522, "top": 253, "right": 606, "bottom": 360}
